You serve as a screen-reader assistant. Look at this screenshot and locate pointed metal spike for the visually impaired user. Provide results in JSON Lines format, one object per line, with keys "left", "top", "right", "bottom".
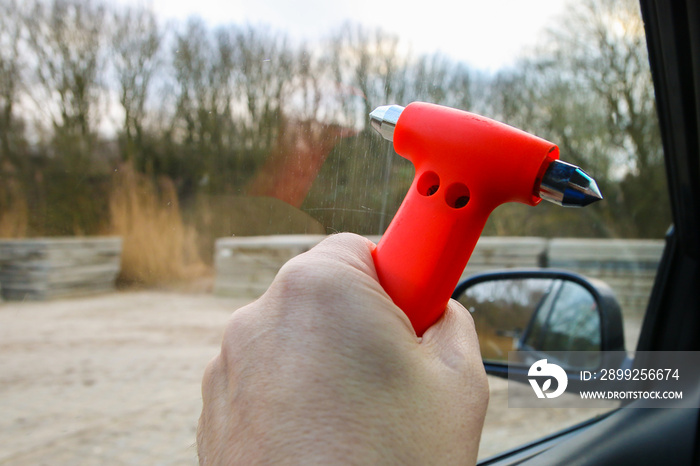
{"left": 539, "top": 160, "right": 604, "bottom": 208}
{"left": 587, "top": 177, "right": 603, "bottom": 201}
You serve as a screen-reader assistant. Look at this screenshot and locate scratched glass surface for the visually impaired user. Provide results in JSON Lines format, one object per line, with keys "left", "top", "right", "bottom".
{"left": 0, "top": 0, "right": 668, "bottom": 463}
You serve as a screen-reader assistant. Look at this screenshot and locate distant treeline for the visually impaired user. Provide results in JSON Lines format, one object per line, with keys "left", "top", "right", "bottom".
{"left": 0, "top": 0, "right": 669, "bottom": 240}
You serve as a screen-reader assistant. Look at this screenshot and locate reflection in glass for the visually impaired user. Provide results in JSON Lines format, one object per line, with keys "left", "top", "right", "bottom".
{"left": 457, "top": 278, "right": 601, "bottom": 370}
{"left": 523, "top": 281, "right": 600, "bottom": 352}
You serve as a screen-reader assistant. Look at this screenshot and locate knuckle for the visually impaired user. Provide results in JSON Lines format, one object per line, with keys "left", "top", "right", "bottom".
{"left": 268, "top": 233, "right": 375, "bottom": 300}
{"left": 449, "top": 298, "right": 476, "bottom": 327}
{"left": 219, "top": 308, "right": 256, "bottom": 359}
{"left": 201, "top": 355, "right": 223, "bottom": 400}
{"left": 271, "top": 252, "right": 341, "bottom": 298}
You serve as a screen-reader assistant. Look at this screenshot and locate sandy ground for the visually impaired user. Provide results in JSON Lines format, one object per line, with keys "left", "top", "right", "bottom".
{"left": 0, "top": 290, "right": 614, "bottom": 465}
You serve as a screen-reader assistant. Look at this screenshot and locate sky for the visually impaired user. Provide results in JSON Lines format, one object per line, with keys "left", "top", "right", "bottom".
{"left": 124, "top": 0, "right": 570, "bottom": 72}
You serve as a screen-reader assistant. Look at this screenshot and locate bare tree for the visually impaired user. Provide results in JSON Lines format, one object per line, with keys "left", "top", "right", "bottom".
{"left": 483, "top": 0, "right": 666, "bottom": 238}
{"left": 549, "top": 0, "right": 659, "bottom": 175}
{"left": 234, "top": 25, "right": 294, "bottom": 152}
{"left": 544, "top": 0, "right": 666, "bottom": 237}
{"left": 329, "top": 23, "right": 407, "bottom": 130}
{"left": 246, "top": 43, "right": 358, "bottom": 207}
{"left": 24, "top": 0, "right": 107, "bottom": 164}
{"left": 209, "top": 24, "right": 242, "bottom": 165}
{"left": 406, "top": 53, "right": 471, "bottom": 109}
{"left": 0, "top": 0, "right": 29, "bottom": 237}
{"left": 112, "top": 4, "right": 162, "bottom": 166}
{"left": 169, "top": 18, "right": 246, "bottom": 194}
{"left": 0, "top": 0, "right": 26, "bottom": 168}
{"left": 293, "top": 45, "right": 328, "bottom": 122}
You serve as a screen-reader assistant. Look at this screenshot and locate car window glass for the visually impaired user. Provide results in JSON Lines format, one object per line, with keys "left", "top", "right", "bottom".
{"left": 0, "top": 0, "right": 668, "bottom": 463}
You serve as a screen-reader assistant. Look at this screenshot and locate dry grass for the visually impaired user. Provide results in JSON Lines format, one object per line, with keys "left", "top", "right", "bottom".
{"left": 109, "top": 162, "right": 207, "bottom": 286}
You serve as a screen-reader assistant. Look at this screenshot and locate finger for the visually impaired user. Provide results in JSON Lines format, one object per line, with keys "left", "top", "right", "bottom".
{"left": 265, "top": 232, "right": 414, "bottom": 335}
{"left": 270, "top": 232, "right": 387, "bottom": 304}
{"left": 305, "top": 233, "right": 415, "bottom": 333}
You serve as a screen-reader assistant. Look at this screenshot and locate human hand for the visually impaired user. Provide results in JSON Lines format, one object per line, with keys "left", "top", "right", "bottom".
{"left": 197, "top": 233, "right": 489, "bottom": 465}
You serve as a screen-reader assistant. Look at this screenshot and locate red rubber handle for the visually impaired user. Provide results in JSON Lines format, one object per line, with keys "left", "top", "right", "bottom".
{"left": 372, "top": 102, "right": 558, "bottom": 336}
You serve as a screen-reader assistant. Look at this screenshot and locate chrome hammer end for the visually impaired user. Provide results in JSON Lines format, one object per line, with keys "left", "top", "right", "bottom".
{"left": 370, "top": 105, "right": 404, "bottom": 142}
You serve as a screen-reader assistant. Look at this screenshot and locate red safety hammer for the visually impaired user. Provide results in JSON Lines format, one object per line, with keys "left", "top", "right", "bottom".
{"left": 369, "top": 102, "right": 602, "bottom": 336}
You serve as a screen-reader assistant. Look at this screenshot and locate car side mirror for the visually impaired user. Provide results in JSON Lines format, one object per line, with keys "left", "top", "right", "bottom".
{"left": 452, "top": 270, "right": 626, "bottom": 375}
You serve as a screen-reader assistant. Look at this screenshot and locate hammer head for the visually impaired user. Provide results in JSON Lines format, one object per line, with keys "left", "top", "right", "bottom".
{"left": 372, "top": 102, "right": 559, "bottom": 212}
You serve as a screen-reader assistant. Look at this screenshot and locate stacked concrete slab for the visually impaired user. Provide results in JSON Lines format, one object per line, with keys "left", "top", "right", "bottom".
{"left": 215, "top": 236, "right": 550, "bottom": 299}
{"left": 213, "top": 235, "right": 664, "bottom": 318}
{"left": 214, "top": 235, "right": 327, "bottom": 298}
{"left": 0, "top": 237, "right": 122, "bottom": 301}
{"left": 462, "top": 237, "right": 548, "bottom": 277}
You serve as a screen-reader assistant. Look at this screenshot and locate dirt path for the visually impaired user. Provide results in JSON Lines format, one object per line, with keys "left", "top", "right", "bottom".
{"left": 0, "top": 291, "right": 613, "bottom": 464}
{"left": 0, "top": 291, "right": 245, "bottom": 465}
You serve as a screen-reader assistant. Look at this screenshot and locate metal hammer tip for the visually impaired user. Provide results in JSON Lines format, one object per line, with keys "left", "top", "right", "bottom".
{"left": 370, "top": 105, "right": 404, "bottom": 142}
{"left": 539, "top": 160, "right": 603, "bottom": 207}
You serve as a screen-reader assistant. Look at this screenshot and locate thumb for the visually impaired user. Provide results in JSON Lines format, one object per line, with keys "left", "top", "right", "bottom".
{"left": 420, "top": 299, "right": 484, "bottom": 370}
